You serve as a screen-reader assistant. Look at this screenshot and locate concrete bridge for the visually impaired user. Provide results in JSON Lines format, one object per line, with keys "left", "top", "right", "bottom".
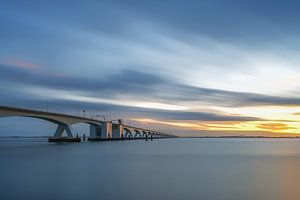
{"left": 0, "top": 105, "right": 174, "bottom": 142}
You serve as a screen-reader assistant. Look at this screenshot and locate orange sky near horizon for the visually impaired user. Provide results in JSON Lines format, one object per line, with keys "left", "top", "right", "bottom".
{"left": 131, "top": 105, "right": 300, "bottom": 136}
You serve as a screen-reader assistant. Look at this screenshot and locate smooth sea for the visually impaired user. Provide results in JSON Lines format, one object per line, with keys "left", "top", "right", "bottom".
{"left": 1, "top": 138, "right": 300, "bottom": 200}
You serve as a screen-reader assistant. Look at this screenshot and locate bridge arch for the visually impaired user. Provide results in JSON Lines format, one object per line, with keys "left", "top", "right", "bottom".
{"left": 152, "top": 132, "right": 157, "bottom": 138}
{"left": 123, "top": 128, "right": 133, "bottom": 139}
{"left": 0, "top": 115, "right": 65, "bottom": 126}
{"left": 148, "top": 132, "right": 153, "bottom": 137}
{"left": 0, "top": 115, "right": 75, "bottom": 137}
{"left": 142, "top": 131, "right": 148, "bottom": 138}
{"left": 0, "top": 114, "right": 103, "bottom": 139}
{"left": 134, "top": 130, "right": 142, "bottom": 138}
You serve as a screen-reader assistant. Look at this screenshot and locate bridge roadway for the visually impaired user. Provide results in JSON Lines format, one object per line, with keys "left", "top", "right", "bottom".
{"left": 0, "top": 105, "right": 174, "bottom": 142}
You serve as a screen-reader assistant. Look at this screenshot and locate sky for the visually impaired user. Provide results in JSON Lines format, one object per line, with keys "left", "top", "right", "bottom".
{"left": 1, "top": 0, "right": 300, "bottom": 137}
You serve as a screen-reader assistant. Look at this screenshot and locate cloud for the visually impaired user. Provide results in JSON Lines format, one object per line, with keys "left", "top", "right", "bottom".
{"left": 2, "top": 1, "right": 300, "bottom": 136}
{"left": 2, "top": 64, "right": 300, "bottom": 110}
{"left": 256, "top": 123, "right": 297, "bottom": 131}
{"left": 162, "top": 84, "right": 300, "bottom": 107}
{"left": 0, "top": 64, "right": 164, "bottom": 96}
{"left": 0, "top": 97, "right": 261, "bottom": 122}
{"left": 136, "top": 109, "right": 260, "bottom": 121}
{"left": 2, "top": 0, "right": 300, "bottom": 97}
{"left": 2, "top": 58, "right": 40, "bottom": 70}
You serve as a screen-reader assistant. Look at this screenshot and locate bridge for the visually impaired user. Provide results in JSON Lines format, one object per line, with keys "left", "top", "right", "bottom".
{"left": 0, "top": 105, "right": 174, "bottom": 142}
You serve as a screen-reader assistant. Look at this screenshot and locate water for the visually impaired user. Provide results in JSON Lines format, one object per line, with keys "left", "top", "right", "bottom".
{"left": 1, "top": 138, "right": 300, "bottom": 200}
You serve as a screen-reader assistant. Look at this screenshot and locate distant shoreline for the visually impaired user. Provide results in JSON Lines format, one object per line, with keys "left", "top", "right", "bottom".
{"left": 1, "top": 136, "right": 300, "bottom": 139}
{"left": 0, "top": 136, "right": 48, "bottom": 138}
{"left": 179, "top": 136, "right": 300, "bottom": 139}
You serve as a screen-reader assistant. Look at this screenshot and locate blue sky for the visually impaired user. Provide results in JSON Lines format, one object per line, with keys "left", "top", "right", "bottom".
{"left": 2, "top": 0, "right": 300, "bottom": 136}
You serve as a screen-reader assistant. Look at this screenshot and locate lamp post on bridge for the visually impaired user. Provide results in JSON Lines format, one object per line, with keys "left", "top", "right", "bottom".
{"left": 46, "top": 100, "right": 48, "bottom": 112}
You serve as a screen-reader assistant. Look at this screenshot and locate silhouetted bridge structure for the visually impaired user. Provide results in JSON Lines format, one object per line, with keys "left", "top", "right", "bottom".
{"left": 0, "top": 106, "right": 175, "bottom": 142}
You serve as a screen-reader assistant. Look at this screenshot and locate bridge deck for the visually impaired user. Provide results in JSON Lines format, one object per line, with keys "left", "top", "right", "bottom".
{"left": 0, "top": 105, "right": 102, "bottom": 124}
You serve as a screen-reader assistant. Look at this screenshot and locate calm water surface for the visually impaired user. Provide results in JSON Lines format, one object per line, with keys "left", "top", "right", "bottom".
{"left": 1, "top": 138, "right": 300, "bottom": 200}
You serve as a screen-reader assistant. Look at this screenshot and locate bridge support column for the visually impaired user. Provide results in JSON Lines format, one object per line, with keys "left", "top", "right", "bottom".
{"left": 49, "top": 124, "right": 80, "bottom": 142}
{"left": 89, "top": 124, "right": 101, "bottom": 139}
{"left": 112, "top": 124, "right": 123, "bottom": 139}
{"left": 88, "top": 122, "right": 112, "bottom": 141}
{"left": 53, "top": 124, "right": 73, "bottom": 138}
{"left": 101, "top": 121, "right": 112, "bottom": 139}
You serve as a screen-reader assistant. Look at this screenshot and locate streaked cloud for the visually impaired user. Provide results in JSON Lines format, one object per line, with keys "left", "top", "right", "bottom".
{"left": 2, "top": 58, "right": 40, "bottom": 70}
{"left": 257, "top": 123, "right": 297, "bottom": 132}
{"left": 1, "top": 0, "right": 300, "bottom": 136}
{"left": 2, "top": 64, "right": 300, "bottom": 109}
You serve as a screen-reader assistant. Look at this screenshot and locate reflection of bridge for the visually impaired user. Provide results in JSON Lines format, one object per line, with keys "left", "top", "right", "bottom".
{"left": 0, "top": 106, "right": 175, "bottom": 142}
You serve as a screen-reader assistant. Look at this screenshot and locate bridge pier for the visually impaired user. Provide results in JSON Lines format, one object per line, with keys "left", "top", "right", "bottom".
{"left": 112, "top": 124, "right": 123, "bottom": 139}
{"left": 54, "top": 124, "right": 73, "bottom": 138}
{"left": 48, "top": 124, "right": 80, "bottom": 142}
{"left": 101, "top": 121, "right": 112, "bottom": 139}
{"left": 88, "top": 122, "right": 112, "bottom": 141}
{"left": 89, "top": 124, "right": 101, "bottom": 138}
